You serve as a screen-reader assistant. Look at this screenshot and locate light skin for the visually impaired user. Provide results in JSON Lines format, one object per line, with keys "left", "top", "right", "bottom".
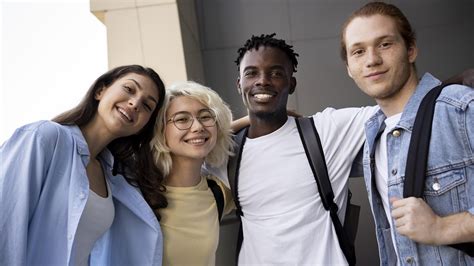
{"left": 391, "top": 197, "right": 474, "bottom": 245}
{"left": 80, "top": 73, "right": 159, "bottom": 196}
{"left": 237, "top": 46, "right": 296, "bottom": 138}
{"left": 345, "top": 14, "right": 474, "bottom": 245}
{"left": 164, "top": 96, "right": 218, "bottom": 187}
{"left": 345, "top": 14, "right": 418, "bottom": 117}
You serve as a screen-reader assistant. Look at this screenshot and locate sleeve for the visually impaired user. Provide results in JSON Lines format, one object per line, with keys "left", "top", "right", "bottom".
{"left": 311, "top": 106, "right": 378, "bottom": 205}
{"left": 0, "top": 124, "right": 54, "bottom": 265}
{"left": 312, "top": 106, "right": 378, "bottom": 177}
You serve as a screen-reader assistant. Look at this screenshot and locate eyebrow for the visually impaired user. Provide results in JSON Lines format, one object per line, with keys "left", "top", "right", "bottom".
{"left": 242, "top": 65, "right": 286, "bottom": 72}
{"left": 127, "top": 78, "right": 158, "bottom": 104}
{"left": 348, "top": 34, "right": 397, "bottom": 49}
{"left": 169, "top": 108, "right": 212, "bottom": 117}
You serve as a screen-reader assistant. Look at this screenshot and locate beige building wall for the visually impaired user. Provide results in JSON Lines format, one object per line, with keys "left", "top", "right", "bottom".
{"left": 90, "top": 0, "right": 204, "bottom": 86}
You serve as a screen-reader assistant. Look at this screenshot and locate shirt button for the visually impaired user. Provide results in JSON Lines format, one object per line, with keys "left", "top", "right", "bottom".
{"left": 68, "top": 234, "right": 73, "bottom": 240}
{"left": 432, "top": 178, "right": 441, "bottom": 191}
{"left": 78, "top": 192, "right": 86, "bottom": 200}
{"left": 392, "top": 130, "right": 401, "bottom": 137}
{"left": 405, "top": 256, "right": 414, "bottom": 264}
{"left": 391, "top": 168, "right": 398, "bottom": 175}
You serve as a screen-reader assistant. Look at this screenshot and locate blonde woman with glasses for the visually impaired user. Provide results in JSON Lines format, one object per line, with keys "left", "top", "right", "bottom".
{"left": 151, "top": 81, "right": 235, "bottom": 266}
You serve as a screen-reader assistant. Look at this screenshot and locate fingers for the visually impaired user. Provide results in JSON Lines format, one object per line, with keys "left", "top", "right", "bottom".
{"left": 391, "top": 197, "right": 419, "bottom": 221}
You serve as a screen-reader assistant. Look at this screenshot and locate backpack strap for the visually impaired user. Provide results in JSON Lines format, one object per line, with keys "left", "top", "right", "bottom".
{"left": 404, "top": 83, "right": 474, "bottom": 256}
{"left": 227, "top": 126, "right": 248, "bottom": 263}
{"left": 207, "top": 178, "right": 224, "bottom": 221}
{"left": 295, "top": 116, "right": 357, "bottom": 266}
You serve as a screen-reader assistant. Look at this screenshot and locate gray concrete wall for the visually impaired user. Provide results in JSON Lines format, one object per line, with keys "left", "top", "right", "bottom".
{"left": 194, "top": 0, "right": 474, "bottom": 265}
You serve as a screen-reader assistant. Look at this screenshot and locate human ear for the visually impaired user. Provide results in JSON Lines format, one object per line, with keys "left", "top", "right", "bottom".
{"left": 95, "top": 86, "right": 106, "bottom": 100}
{"left": 289, "top": 77, "right": 296, "bottom": 95}
{"left": 408, "top": 43, "right": 418, "bottom": 63}
{"left": 346, "top": 64, "right": 353, "bottom": 79}
{"left": 237, "top": 78, "right": 242, "bottom": 95}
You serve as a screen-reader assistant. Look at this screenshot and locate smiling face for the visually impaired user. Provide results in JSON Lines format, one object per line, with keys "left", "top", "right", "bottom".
{"left": 164, "top": 96, "right": 218, "bottom": 165}
{"left": 344, "top": 14, "right": 418, "bottom": 104}
{"left": 94, "top": 73, "right": 159, "bottom": 138}
{"left": 237, "top": 46, "right": 296, "bottom": 121}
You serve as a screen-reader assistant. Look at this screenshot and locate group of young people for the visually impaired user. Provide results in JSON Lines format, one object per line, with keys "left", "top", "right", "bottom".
{"left": 1, "top": 2, "right": 473, "bottom": 266}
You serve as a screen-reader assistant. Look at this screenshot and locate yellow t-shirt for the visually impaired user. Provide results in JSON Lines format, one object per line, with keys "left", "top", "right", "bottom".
{"left": 159, "top": 175, "right": 234, "bottom": 266}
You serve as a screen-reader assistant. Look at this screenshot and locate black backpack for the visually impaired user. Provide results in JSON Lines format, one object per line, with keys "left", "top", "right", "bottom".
{"left": 228, "top": 117, "right": 359, "bottom": 265}
{"left": 207, "top": 179, "right": 224, "bottom": 221}
{"left": 404, "top": 83, "right": 474, "bottom": 257}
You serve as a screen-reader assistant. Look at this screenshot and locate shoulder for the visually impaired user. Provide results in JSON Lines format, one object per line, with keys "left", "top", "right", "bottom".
{"left": 2, "top": 121, "right": 76, "bottom": 156}
{"left": 312, "top": 106, "right": 378, "bottom": 124}
{"left": 17, "top": 120, "right": 66, "bottom": 136}
{"left": 438, "top": 84, "right": 474, "bottom": 108}
{"left": 8, "top": 120, "right": 62, "bottom": 142}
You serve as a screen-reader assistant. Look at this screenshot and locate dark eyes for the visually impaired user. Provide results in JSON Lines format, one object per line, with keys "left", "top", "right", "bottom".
{"left": 244, "top": 70, "right": 257, "bottom": 77}
{"left": 174, "top": 116, "right": 190, "bottom": 124}
{"left": 350, "top": 41, "right": 393, "bottom": 57}
{"left": 123, "top": 85, "right": 154, "bottom": 112}
{"left": 143, "top": 103, "right": 152, "bottom": 112}
{"left": 243, "top": 70, "right": 284, "bottom": 78}
{"left": 123, "top": 85, "right": 133, "bottom": 93}
{"left": 379, "top": 42, "right": 392, "bottom": 48}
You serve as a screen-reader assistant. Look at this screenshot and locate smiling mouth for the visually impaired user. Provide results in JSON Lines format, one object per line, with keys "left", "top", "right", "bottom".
{"left": 185, "top": 138, "right": 209, "bottom": 145}
{"left": 252, "top": 93, "right": 275, "bottom": 103}
{"left": 117, "top": 107, "right": 133, "bottom": 122}
{"left": 365, "top": 70, "right": 388, "bottom": 79}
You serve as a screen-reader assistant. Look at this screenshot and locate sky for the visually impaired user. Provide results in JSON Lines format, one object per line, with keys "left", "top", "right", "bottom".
{"left": 0, "top": 0, "right": 108, "bottom": 143}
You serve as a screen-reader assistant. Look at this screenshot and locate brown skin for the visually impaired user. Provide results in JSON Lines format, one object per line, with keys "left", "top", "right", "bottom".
{"left": 237, "top": 46, "right": 296, "bottom": 138}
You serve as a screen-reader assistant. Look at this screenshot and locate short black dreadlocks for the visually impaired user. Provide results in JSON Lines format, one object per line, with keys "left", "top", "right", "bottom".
{"left": 235, "top": 33, "right": 299, "bottom": 73}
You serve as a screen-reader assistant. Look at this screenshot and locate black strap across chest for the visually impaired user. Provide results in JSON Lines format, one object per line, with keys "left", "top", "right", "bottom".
{"left": 403, "top": 83, "right": 474, "bottom": 256}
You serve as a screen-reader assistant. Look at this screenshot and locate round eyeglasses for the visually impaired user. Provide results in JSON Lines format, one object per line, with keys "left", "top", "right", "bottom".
{"left": 166, "top": 109, "right": 217, "bottom": 130}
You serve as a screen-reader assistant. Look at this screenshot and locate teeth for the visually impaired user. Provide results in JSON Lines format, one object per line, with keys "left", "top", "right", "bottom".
{"left": 118, "top": 108, "right": 132, "bottom": 122}
{"left": 187, "top": 138, "right": 206, "bottom": 144}
{"left": 254, "top": 94, "right": 272, "bottom": 100}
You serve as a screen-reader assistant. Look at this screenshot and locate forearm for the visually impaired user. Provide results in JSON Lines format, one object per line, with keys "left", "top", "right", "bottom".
{"left": 435, "top": 211, "right": 474, "bottom": 245}
{"left": 230, "top": 116, "right": 250, "bottom": 133}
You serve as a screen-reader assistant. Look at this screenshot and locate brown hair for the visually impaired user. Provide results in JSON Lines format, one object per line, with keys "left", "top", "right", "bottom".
{"left": 53, "top": 65, "right": 168, "bottom": 219}
{"left": 340, "top": 1, "right": 416, "bottom": 62}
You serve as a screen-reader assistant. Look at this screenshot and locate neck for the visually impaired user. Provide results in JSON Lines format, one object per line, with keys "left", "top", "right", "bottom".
{"left": 165, "top": 156, "right": 203, "bottom": 187}
{"left": 80, "top": 120, "right": 114, "bottom": 159}
{"left": 377, "top": 70, "right": 419, "bottom": 117}
{"left": 247, "top": 111, "right": 288, "bottom": 138}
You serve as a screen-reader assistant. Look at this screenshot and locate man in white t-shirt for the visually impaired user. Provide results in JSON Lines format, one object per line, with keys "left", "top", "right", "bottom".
{"left": 230, "top": 33, "right": 376, "bottom": 265}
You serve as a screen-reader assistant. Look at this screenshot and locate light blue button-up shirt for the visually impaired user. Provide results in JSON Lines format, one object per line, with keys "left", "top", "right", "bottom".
{"left": 363, "top": 73, "right": 474, "bottom": 265}
{"left": 0, "top": 121, "right": 163, "bottom": 266}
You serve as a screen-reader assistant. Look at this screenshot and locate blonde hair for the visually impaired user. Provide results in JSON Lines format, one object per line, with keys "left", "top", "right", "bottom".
{"left": 151, "top": 81, "right": 234, "bottom": 176}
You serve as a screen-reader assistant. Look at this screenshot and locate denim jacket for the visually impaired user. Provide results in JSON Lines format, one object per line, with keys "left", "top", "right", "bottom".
{"left": 363, "top": 73, "right": 474, "bottom": 265}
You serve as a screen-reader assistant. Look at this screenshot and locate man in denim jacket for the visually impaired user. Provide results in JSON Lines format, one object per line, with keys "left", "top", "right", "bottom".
{"left": 341, "top": 2, "right": 474, "bottom": 265}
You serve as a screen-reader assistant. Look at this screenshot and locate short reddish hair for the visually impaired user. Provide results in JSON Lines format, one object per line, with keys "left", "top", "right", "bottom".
{"left": 340, "top": 1, "right": 416, "bottom": 62}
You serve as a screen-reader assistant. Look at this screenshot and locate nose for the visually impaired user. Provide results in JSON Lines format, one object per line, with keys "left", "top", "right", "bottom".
{"left": 128, "top": 97, "right": 139, "bottom": 111}
{"left": 255, "top": 73, "right": 271, "bottom": 87}
{"left": 366, "top": 48, "right": 382, "bottom": 67}
{"left": 190, "top": 117, "right": 205, "bottom": 132}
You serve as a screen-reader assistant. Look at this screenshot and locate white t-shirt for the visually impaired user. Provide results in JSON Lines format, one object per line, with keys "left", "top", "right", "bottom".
{"left": 74, "top": 181, "right": 115, "bottom": 266}
{"left": 374, "top": 113, "right": 402, "bottom": 265}
{"left": 237, "top": 107, "right": 377, "bottom": 265}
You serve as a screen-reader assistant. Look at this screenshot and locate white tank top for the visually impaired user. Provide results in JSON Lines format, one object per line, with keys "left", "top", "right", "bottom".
{"left": 74, "top": 181, "right": 115, "bottom": 266}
